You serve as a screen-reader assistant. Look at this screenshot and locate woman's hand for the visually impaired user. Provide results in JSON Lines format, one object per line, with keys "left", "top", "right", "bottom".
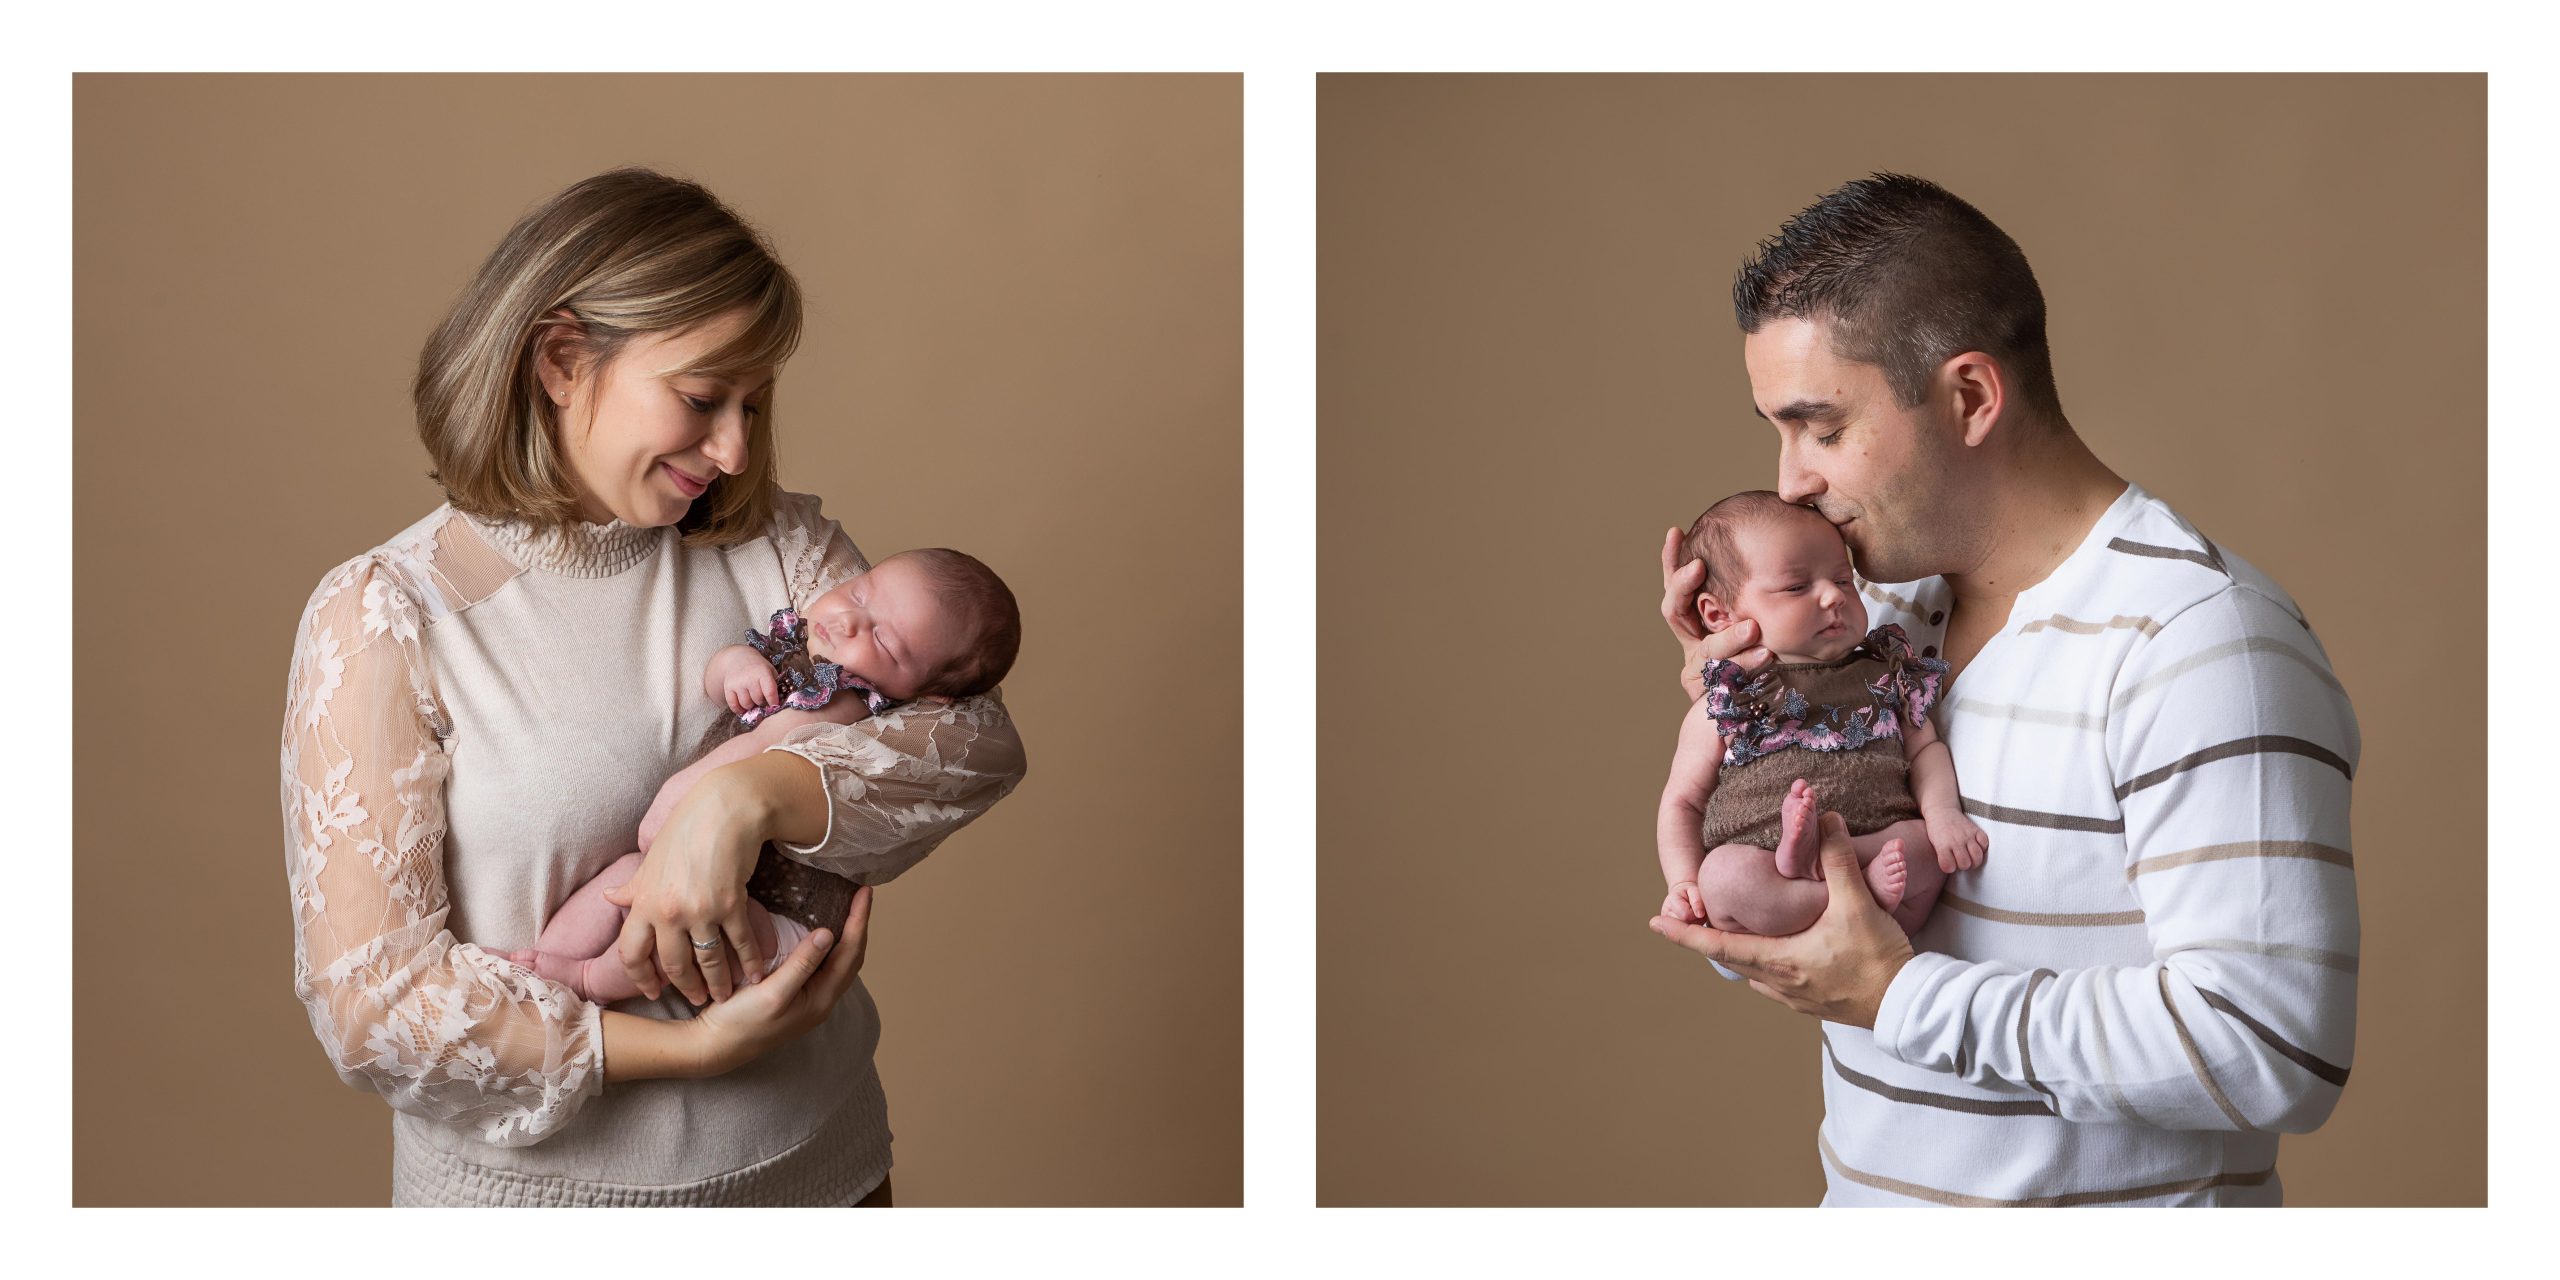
{"left": 604, "top": 767, "right": 776, "bottom": 1005}
{"left": 634, "top": 769, "right": 697, "bottom": 854}
{"left": 689, "top": 886, "right": 874, "bottom": 1076}
{"left": 1660, "top": 526, "right": 1774, "bottom": 699}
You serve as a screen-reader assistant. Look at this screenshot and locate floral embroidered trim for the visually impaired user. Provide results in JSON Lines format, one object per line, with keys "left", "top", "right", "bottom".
{"left": 1698, "top": 623, "right": 1949, "bottom": 768}
{"left": 739, "top": 607, "right": 902, "bottom": 728}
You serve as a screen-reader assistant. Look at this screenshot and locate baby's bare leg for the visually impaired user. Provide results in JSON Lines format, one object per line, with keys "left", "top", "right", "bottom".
{"left": 537, "top": 852, "right": 647, "bottom": 959}
{"left": 1696, "top": 843, "right": 1829, "bottom": 937}
{"left": 1850, "top": 819, "right": 1944, "bottom": 934}
{"left": 503, "top": 852, "right": 645, "bottom": 1002}
{"left": 506, "top": 851, "right": 789, "bottom": 1003}
{"left": 1771, "top": 779, "right": 1820, "bottom": 880}
{"left": 1699, "top": 815, "right": 1945, "bottom": 940}
{"left": 1778, "top": 782, "right": 1908, "bottom": 913}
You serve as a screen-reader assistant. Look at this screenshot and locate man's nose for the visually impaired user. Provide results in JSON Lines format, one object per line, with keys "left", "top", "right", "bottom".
{"left": 1776, "top": 442, "right": 1821, "bottom": 505}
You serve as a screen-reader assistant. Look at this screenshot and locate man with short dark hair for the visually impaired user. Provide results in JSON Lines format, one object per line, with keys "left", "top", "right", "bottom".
{"left": 1651, "top": 174, "right": 2360, "bottom": 1206}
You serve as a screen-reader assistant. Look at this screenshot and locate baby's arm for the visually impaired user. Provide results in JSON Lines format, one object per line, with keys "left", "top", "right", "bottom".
{"left": 638, "top": 700, "right": 878, "bottom": 852}
{"left": 1903, "top": 715, "right": 1987, "bottom": 872}
{"left": 1655, "top": 695, "right": 1726, "bottom": 923}
{"left": 704, "top": 643, "right": 781, "bottom": 715}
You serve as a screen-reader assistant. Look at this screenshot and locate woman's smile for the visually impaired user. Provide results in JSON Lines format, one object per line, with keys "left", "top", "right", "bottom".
{"left": 662, "top": 462, "right": 711, "bottom": 498}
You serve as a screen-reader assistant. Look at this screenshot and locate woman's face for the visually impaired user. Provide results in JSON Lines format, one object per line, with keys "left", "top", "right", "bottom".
{"left": 543, "top": 308, "right": 774, "bottom": 528}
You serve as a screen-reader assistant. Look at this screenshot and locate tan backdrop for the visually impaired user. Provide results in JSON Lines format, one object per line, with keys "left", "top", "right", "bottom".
{"left": 74, "top": 74, "right": 1239, "bottom": 1206}
{"left": 1317, "top": 73, "right": 2482, "bottom": 1206}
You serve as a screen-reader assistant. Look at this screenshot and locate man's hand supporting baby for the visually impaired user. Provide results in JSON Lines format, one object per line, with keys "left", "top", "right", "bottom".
{"left": 1661, "top": 526, "right": 1773, "bottom": 699}
{"left": 1650, "top": 810, "right": 1916, "bottom": 1029}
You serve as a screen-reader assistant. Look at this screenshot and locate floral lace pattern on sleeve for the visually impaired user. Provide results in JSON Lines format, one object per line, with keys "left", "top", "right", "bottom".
{"left": 281, "top": 545, "right": 602, "bottom": 1147}
{"left": 756, "top": 491, "right": 1027, "bottom": 884}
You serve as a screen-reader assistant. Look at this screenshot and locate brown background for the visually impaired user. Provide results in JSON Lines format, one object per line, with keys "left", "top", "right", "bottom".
{"left": 1318, "top": 74, "right": 2482, "bottom": 1206}
{"left": 74, "top": 74, "right": 1240, "bottom": 1206}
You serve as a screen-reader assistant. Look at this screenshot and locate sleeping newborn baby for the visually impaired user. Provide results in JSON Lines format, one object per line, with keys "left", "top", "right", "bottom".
{"left": 1655, "top": 492, "right": 1985, "bottom": 939}
{"left": 505, "top": 547, "right": 1020, "bottom": 1002}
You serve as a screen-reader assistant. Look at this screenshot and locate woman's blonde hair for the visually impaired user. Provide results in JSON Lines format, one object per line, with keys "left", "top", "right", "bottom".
{"left": 413, "top": 167, "right": 804, "bottom": 546}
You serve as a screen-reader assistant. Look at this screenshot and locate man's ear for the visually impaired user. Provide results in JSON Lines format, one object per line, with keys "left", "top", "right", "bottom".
{"left": 1941, "top": 350, "right": 2007, "bottom": 448}
{"left": 1695, "top": 592, "right": 1735, "bottom": 634}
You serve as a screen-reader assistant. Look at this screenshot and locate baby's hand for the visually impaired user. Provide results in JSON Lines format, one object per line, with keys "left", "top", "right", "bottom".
{"left": 723, "top": 663, "right": 781, "bottom": 716}
{"left": 1926, "top": 810, "right": 1989, "bottom": 874}
{"left": 1661, "top": 881, "right": 1708, "bottom": 925}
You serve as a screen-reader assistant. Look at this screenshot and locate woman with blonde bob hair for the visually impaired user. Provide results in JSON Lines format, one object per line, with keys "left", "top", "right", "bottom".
{"left": 280, "top": 168, "right": 1024, "bottom": 1206}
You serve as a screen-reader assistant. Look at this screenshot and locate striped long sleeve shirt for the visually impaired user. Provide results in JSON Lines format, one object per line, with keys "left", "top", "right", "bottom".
{"left": 1816, "top": 482, "right": 2359, "bottom": 1206}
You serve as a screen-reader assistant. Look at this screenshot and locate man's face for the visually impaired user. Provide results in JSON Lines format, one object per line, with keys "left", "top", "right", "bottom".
{"left": 1741, "top": 317, "right": 1971, "bottom": 586}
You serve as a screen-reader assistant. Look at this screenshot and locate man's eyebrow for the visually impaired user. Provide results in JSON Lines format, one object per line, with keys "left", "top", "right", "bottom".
{"left": 1754, "top": 398, "right": 1845, "bottom": 425}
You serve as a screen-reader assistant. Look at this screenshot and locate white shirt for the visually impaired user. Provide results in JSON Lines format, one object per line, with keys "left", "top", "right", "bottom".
{"left": 1819, "top": 482, "right": 2359, "bottom": 1206}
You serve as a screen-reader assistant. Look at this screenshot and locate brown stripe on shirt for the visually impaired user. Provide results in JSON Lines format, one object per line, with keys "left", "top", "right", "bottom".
{"left": 1818, "top": 1131, "right": 2276, "bottom": 1207}
{"left": 2127, "top": 840, "right": 2353, "bottom": 881}
{"left": 2160, "top": 968, "right": 2259, "bottom": 1132}
{"left": 2196, "top": 989, "right": 2353, "bottom": 1087}
{"left": 2115, "top": 735, "right": 2355, "bottom": 800}
{"left": 2108, "top": 536, "right": 2227, "bottom": 575}
{"left": 2017, "top": 613, "right": 2163, "bottom": 638}
{"left": 1822, "top": 1040, "right": 2057, "bottom": 1118}
{"left": 1961, "top": 796, "right": 2125, "bottom": 834}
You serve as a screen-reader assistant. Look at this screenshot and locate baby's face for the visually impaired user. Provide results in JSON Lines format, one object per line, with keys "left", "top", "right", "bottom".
{"left": 801, "top": 555, "right": 967, "bottom": 702}
{"left": 1710, "top": 515, "right": 1868, "bottom": 663}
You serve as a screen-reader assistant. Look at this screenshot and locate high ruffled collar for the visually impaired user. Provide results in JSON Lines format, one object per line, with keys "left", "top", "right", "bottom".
{"left": 461, "top": 509, "right": 665, "bottom": 578}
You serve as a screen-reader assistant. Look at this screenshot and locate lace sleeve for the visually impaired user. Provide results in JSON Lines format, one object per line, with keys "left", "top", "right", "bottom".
{"left": 281, "top": 555, "right": 603, "bottom": 1146}
{"left": 769, "top": 488, "right": 871, "bottom": 607}
{"left": 758, "top": 491, "right": 1027, "bottom": 883}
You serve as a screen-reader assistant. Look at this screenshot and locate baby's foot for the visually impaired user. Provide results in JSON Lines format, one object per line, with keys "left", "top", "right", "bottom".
{"left": 1774, "top": 778, "right": 1820, "bottom": 880}
{"left": 1864, "top": 840, "right": 1909, "bottom": 913}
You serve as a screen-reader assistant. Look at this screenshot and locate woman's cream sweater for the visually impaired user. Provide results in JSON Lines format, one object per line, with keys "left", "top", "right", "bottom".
{"left": 280, "top": 489, "right": 1023, "bottom": 1205}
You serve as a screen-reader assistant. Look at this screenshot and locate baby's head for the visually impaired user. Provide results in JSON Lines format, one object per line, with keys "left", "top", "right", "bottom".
{"left": 1678, "top": 490, "right": 1866, "bottom": 664}
{"left": 802, "top": 548, "right": 1021, "bottom": 704}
